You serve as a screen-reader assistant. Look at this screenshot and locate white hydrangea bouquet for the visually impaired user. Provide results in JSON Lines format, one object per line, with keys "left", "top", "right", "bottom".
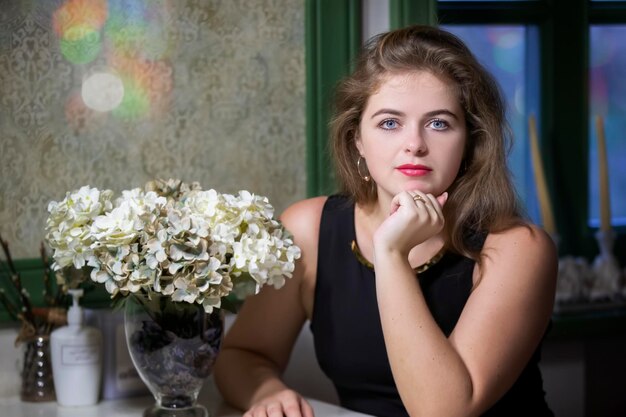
{"left": 44, "top": 179, "right": 301, "bottom": 313}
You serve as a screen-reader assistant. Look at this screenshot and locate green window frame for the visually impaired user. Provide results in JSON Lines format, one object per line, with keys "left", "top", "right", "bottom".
{"left": 305, "top": 0, "right": 362, "bottom": 197}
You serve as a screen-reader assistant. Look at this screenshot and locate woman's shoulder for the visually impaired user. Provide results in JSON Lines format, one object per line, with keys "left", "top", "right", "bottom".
{"left": 481, "top": 223, "right": 558, "bottom": 281}
{"left": 471, "top": 224, "right": 557, "bottom": 317}
{"left": 279, "top": 196, "right": 331, "bottom": 299}
{"left": 280, "top": 196, "right": 329, "bottom": 226}
{"left": 484, "top": 223, "right": 555, "bottom": 252}
{"left": 279, "top": 196, "right": 330, "bottom": 249}
{"left": 279, "top": 194, "right": 354, "bottom": 224}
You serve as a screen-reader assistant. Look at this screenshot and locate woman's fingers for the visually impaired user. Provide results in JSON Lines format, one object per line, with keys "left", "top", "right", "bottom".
{"left": 409, "top": 192, "right": 427, "bottom": 206}
{"left": 246, "top": 403, "right": 293, "bottom": 417}
{"left": 283, "top": 394, "right": 306, "bottom": 417}
{"left": 244, "top": 390, "right": 314, "bottom": 417}
{"left": 300, "top": 397, "right": 315, "bottom": 417}
{"left": 436, "top": 191, "right": 449, "bottom": 207}
{"left": 376, "top": 190, "right": 447, "bottom": 253}
{"left": 406, "top": 191, "right": 446, "bottom": 232}
{"left": 267, "top": 403, "right": 287, "bottom": 417}
{"left": 389, "top": 194, "right": 401, "bottom": 215}
{"left": 408, "top": 191, "right": 434, "bottom": 214}
{"left": 425, "top": 192, "right": 445, "bottom": 219}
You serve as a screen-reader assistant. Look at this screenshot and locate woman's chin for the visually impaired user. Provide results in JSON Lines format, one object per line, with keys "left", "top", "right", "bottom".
{"left": 402, "top": 184, "right": 430, "bottom": 194}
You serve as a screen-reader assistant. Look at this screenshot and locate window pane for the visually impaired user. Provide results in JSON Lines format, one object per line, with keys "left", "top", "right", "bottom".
{"left": 589, "top": 25, "right": 626, "bottom": 228}
{"left": 441, "top": 25, "right": 542, "bottom": 224}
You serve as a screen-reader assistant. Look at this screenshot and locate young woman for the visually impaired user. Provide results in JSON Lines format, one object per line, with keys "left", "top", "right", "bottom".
{"left": 214, "top": 25, "right": 557, "bottom": 417}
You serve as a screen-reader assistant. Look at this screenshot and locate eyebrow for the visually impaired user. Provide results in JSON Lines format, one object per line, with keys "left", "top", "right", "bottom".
{"left": 370, "top": 108, "right": 459, "bottom": 120}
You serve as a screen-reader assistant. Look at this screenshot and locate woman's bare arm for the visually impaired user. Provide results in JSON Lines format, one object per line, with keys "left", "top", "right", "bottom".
{"left": 375, "top": 220, "right": 556, "bottom": 417}
{"left": 214, "top": 197, "right": 327, "bottom": 416}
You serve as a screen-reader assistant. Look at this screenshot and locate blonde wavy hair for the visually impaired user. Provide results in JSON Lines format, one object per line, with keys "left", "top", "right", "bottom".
{"left": 330, "top": 25, "right": 524, "bottom": 261}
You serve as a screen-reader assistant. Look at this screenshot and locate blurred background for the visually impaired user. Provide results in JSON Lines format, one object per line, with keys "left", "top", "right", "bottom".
{"left": 1, "top": 0, "right": 625, "bottom": 416}
{"left": 0, "top": 0, "right": 306, "bottom": 258}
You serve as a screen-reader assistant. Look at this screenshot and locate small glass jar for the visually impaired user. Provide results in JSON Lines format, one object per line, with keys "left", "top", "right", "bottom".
{"left": 20, "top": 334, "right": 56, "bottom": 402}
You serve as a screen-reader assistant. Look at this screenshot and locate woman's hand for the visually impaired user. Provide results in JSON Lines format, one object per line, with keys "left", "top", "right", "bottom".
{"left": 373, "top": 191, "right": 448, "bottom": 257}
{"left": 244, "top": 389, "right": 314, "bottom": 417}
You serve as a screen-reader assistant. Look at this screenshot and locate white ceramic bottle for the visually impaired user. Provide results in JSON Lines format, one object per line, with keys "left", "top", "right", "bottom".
{"left": 50, "top": 289, "right": 103, "bottom": 406}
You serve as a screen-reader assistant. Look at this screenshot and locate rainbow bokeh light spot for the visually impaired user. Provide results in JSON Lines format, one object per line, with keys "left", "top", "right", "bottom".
{"left": 113, "top": 78, "right": 150, "bottom": 120}
{"left": 53, "top": 0, "right": 108, "bottom": 36}
{"left": 54, "top": 0, "right": 174, "bottom": 121}
{"left": 60, "top": 24, "right": 102, "bottom": 64}
{"left": 53, "top": 0, "right": 107, "bottom": 64}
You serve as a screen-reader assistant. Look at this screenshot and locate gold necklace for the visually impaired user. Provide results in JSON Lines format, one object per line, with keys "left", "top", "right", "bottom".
{"left": 350, "top": 240, "right": 446, "bottom": 274}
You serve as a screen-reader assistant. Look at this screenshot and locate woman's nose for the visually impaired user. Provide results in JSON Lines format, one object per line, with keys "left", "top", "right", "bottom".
{"left": 405, "top": 131, "right": 427, "bottom": 154}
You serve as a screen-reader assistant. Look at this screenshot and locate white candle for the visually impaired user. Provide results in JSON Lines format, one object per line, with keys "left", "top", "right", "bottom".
{"left": 528, "top": 115, "right": 556, "bottom": 236}
{"left": 595, "top": 115, "right": 611, "bottom": 231}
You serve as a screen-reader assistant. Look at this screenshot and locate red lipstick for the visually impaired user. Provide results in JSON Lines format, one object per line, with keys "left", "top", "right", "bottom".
{"left": 396, "top": 164, "right": 432, "bottom": 177}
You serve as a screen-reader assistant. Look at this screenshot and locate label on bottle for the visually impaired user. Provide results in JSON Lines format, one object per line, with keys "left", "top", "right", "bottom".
{"left": 61, "top": 344, "right": 99, "bottom": 365}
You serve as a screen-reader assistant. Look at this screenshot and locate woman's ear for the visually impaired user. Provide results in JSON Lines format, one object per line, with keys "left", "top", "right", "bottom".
{"left": 354, "top": 129, "right": 364, "bottom": 156}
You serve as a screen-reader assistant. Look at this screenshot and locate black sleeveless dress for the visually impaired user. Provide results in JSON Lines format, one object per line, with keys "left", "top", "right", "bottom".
{"left": 310, "top": 195, "right": 553, "bottom": 417}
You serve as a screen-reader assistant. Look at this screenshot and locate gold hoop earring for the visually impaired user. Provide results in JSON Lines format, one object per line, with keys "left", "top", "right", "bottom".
{"left": 357, "top": 156, "right": 371, "bottom": 182}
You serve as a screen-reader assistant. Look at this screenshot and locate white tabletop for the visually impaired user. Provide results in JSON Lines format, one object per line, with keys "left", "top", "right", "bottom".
{"left": 0, "top": 379, "right": 371, "bottom": 417}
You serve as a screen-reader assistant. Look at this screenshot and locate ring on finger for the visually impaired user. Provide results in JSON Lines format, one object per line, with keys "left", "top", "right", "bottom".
{"left": 412, "top": 194, "right": 425, "bottom": 204}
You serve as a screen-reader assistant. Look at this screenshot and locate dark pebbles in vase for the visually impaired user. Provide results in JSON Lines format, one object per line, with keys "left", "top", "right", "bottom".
{"left": 125, "top": 295, "right": 224, "bottom": 417}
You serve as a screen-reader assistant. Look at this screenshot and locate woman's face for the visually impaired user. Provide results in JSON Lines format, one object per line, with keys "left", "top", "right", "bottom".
{"left": 356, "top": 71, "right": 467, "bottom": 202}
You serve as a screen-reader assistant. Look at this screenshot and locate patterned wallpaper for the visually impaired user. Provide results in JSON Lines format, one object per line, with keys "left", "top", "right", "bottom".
{"left": 0, "top": 0, "right": 306, "bottom": 258}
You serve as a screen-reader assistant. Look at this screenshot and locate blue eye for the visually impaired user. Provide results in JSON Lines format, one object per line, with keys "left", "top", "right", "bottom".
{"left": 380, "top": 119, "right": 399, "bottom": 130}
{"left": 429, "top": 119, "right": 448, "bottom": 130}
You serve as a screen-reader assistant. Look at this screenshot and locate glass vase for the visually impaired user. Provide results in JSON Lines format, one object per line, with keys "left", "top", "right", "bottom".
{"left": 124, "top": 295, "right": 223, "bottom": 417}
{"left": 20, "top": 334, "right": 56, "bottom": 402}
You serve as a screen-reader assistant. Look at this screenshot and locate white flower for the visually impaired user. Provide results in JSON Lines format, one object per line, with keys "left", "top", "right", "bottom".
{"left": 184, "top": 189, "right": 220, "bottom": 218}
{"left": 45, "top": 186, "right": 113, "bottom": 270}
{"left": 145, "top": 237, "right": 167, "bottom": 269}
{"left": 45, "top": 180, "right": 302, "bottom": 313}
{"left": 91, "top": 201, "right": 142, "bottom": 247}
